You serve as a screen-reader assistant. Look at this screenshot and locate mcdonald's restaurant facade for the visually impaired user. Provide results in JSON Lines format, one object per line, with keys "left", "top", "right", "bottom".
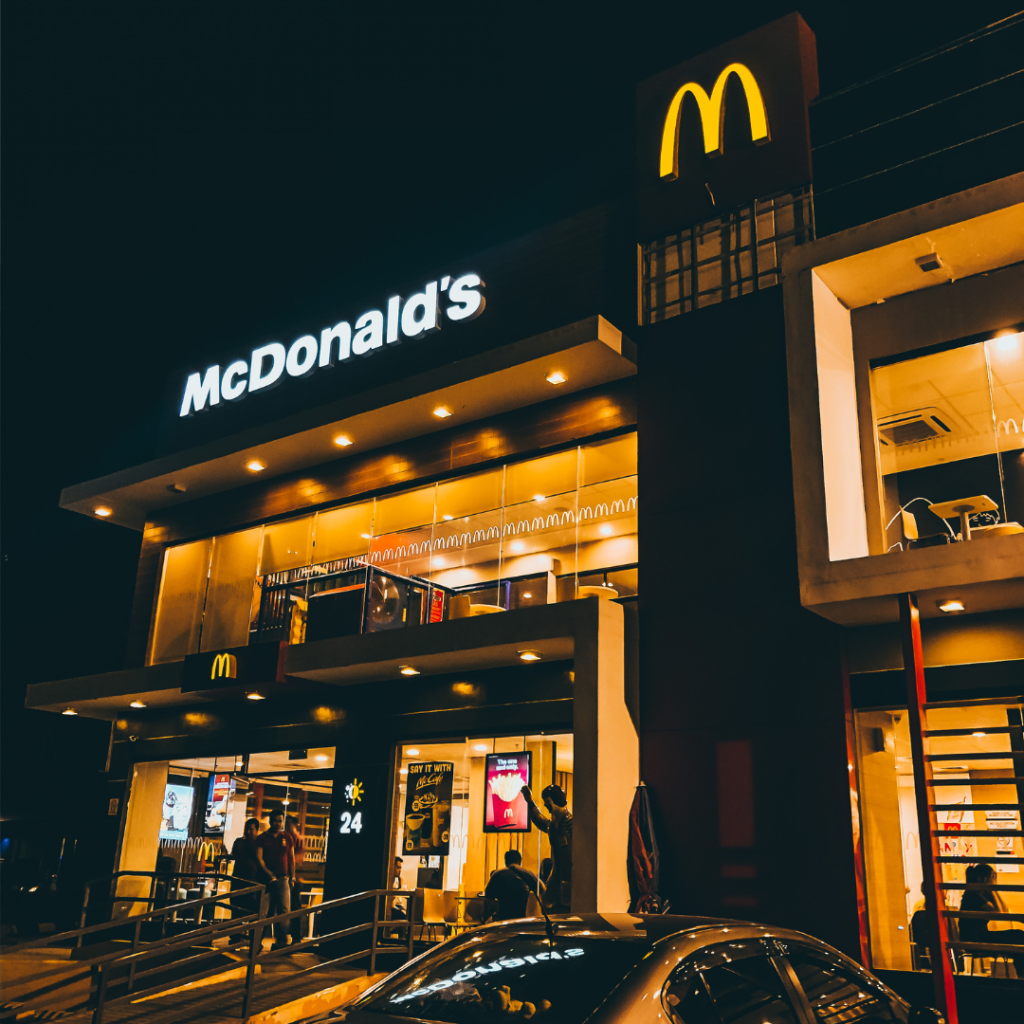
{"left": 28, "top": 12, "right": 1024, "bottom": 1011}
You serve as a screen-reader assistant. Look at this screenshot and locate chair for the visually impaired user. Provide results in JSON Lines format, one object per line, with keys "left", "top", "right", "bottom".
{"left": 442, "top": 890, "right": 460, "bottom": 932}
{"left": 420, "top": 888, "right": 447, "bottom": 942}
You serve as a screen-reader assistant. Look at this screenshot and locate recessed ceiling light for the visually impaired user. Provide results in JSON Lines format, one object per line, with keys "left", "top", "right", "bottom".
{"left": 533, "top": 494, "right": 545, "bottom": 502}
{"left": 407, "top": 748, "right": 420, "bottom": 756}
{"left": 599, "top": 524, "right": 613, "bottom": 536}
{"left": 62, "top": 708, "right": 78, "bottom": 716}
{"left": 281, "top": 798, "right": 290, "bottom": 806}
{"left": 129, "top": 701, "right": 147, "bottom": 709}
{"left": 994, "top": 331, "right": 1022, "bottom": 353}
{"left": 400, "top": 768, "right": 408, "bottom": 775}
{"left": 546, "top": 371, "right": 567, "bottom": 385}
{"left": 246, "top": 692, "right": 265, "bottom": 700}
{"left": 94, "top": 506, "right": 112, "bottom": 517}
{"left": 938, "top": 599, "right": 964, "bottom": 613}
{"left": 400, "top": 666, "right": 420, "bottom": 676}
{"left": 518, "top": 650, "right": 542, "bottom": 662}
{"left": 334, "top": 434, "right": 353, "bottom": 447}
{"left": 246, "top": 460, "right": 266, "bottom": 473}
{"left": 972, "top": 732, "right": 986, "bottom": 738}
{"left": 433, "top": 406, "right": 452, "bottom": 419}
{"left": 510, "top": 540, "right": 525, "bottom": 552}
{"left": 315, "top": 754, "right": 329, "bottom": 761}
{"left": 474, "top": 744, "right": 489, "bottom": 752}
{"left": 522, "top": 592, "right": 532, "bottom": 599}
{"left": 442, "top": 514, "right": 453, "bottom": 521}
{"left": 360, "top": 533, "right": 371, "bottom": 539}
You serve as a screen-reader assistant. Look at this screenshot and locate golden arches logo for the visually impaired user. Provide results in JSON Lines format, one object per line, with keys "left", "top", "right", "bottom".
{"left": 211, "top": 653, "right": 238, "bottom": 680}
{"left": 659, "top": 62, "right": 769, "bottom": 179}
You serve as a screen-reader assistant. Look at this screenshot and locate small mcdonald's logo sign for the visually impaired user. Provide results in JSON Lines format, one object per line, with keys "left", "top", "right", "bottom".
{"left": 211, "top": 653, "right": 238, "bottom": 680}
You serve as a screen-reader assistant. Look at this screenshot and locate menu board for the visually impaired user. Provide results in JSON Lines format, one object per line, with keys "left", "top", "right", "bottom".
{"left": 204, "top": 774, "right": 236, "bottom": 836}
{"left": 403, "top": 762, "right": 454, "bottom": 856}
{"left": 160, "top": 782, "right": 194, "bottom": 840}
{"left": 484, "top": 752, "right": 532, "bottom": 832}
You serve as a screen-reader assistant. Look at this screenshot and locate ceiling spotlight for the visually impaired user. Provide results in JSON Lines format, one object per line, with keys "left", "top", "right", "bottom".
{"left": 522, "top": 592, "right": 532, "bottom": 599}
{"left": 400, "top": 768, "right": 408, "bottom": 775}
{"left": 62, "top": 708, "right": 78, "bottom": 716}
{"left": 442, "top": 514, "right": 454, "bottom": 521}
{"left": 94, "top": 506, "right": 112, "bottom": 517}
{"left": 407, "top": 748, "right": 420, "bottom": 756}
{"left": 510, "top": 540, "right": 525, "bottom": 552}
{"left": 246, "top": 692, "right": 265, "bottom": 700}
{"left": 546, "top": 371, "right": 567, "bottom": 385}
{"left": 972, "top": 732, "right": 986, "bottom": 738}
{"left": 360, "top": 532, "right": 371, "bottom": 539}
{"left": 400, "top": 666, "right": 420, "bottom": 676}
{"left": 315, "top": 754, "right": 329, "bottom": 762}
{"left": 938, "top": 599, "right": 964, "bottom": 613}
{"left": 518, "top": 650, "right": 542, "bottom": 662}
{"left": 334, "top": 434, "right": 353, "bottom": 447}
{"left": 129, "top": 701, "right": 147, "bottom": 709}
{"left": 474, "top": 744, "right": 490, "bottom": 752}
{"left": 914, "top": 253, "right": 942, "bottom": 273}
{"left": 433, "top": 406, "right": 452, "bottom": 419}
{"left": 599, "top": 524, "right": 613, "bottom": 536}
{"left": 533, "top": 494, "right": 545, "bottom": 503}
{"left": 246, "top": 460, "right": 266, "bottom": 473}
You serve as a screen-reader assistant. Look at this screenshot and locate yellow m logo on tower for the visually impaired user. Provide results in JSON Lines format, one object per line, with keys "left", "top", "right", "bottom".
{"left": 211, "top": 653, "right": 238, "bottom": 680}
{"left": 659, "top": 63, "right": 770, "bottom": 179}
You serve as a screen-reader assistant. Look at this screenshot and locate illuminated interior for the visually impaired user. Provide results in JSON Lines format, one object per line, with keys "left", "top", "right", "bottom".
{"left": 148, "top": 433, "right": 637, "bottom": 664}
{"left": 871, "top": 331, "right": 1024, "bottom": 551}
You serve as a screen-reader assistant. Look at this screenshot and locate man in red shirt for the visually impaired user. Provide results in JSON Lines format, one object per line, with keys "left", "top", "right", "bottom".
{"left": 256, "top": 810, "right": 295, "bottom": 948}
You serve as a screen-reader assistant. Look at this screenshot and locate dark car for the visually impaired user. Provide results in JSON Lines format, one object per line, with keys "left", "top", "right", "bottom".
{"left": 329, "top": 914, "right": 945, "bottom": 1023}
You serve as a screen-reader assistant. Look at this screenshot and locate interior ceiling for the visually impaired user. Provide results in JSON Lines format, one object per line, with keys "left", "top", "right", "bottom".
{"left": 398, "top": 733, "right": 573, "bottom": 776}
{"left": 892, "top": 704, "right": 1023, "bottom": 776}
{"left": 815, "top": 202, "right": 1024, "bottom": 310}
{"left": 169, "top": 746, "right": 335, "bottom": 776}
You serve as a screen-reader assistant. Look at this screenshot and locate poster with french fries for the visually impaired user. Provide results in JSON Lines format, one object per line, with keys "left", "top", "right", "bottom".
{"left": 404, "top": 762, "right": 454, "bottom": 856}
{"left": 484, "top": 752, "right": 532, "bottom": 832}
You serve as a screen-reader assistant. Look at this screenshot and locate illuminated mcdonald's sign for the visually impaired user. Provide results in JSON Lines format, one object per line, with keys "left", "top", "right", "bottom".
{"left": 659, "top": 63, "right": 770, "bottom": 180}
{"left": 211, "top": 653, "right": 238, "bottom": 680}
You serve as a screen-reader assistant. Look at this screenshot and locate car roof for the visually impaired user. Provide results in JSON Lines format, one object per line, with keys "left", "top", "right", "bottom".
{"left": 469, "top": 912, "right": 759, "bottom": 942}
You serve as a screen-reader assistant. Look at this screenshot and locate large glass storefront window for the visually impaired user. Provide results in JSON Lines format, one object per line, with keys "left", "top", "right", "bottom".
{"left": 148, "top": 433, "right": 637, "bottom": 665}
{"left": 871, "top": 330, "right": 1024, "bottom": 552}
{"left": 116, "top": 748, "right": 334, "bottom": 919}
{"left": 854, "top": 699, "right": 1023, "bottom": 978}
{"left": 389, "top": 734, "right": 572, "bottom": 921}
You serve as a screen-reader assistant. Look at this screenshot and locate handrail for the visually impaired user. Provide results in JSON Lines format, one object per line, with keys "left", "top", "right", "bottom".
{"left": 82, "top": 888, "right": 421, "bottom": 1024}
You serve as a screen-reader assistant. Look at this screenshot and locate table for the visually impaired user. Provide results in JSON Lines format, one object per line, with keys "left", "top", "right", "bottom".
{"left": 927, "top": 495, "right": 999, "bottom": 542}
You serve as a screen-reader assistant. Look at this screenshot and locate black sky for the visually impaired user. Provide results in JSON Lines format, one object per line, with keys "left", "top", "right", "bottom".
{"left": 2, "top": 1, "right": 1019, "bottom": 826}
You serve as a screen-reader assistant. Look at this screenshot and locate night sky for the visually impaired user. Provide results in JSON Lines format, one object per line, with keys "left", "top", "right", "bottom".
{"left": 2, "top": 2, "right": 1018, "bottom": 834}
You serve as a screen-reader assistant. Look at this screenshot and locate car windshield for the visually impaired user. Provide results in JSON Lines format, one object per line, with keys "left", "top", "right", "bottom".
{"left": 352, "top": 931, "right": 649, "bottom": 1022}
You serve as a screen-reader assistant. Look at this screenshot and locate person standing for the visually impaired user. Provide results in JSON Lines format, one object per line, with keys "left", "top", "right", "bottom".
{"left": 256, "top": 811, "right": 295, "bottom": 949}
{"left": 521, "top": 784, "right": 572, "bottom": 912}
{"left": 285, "top": 815, "right": 306, "bottom": 943}
{"left": 229, "top": 818, "right": 267, "bottom": 925}
{"left": 484, "top": 849, "right": 538, "bottom": 920}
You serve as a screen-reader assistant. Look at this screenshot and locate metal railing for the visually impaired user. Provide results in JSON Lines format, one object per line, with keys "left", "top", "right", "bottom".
{"left": 15, "top": 885, "right": 419, "bottom": 1023}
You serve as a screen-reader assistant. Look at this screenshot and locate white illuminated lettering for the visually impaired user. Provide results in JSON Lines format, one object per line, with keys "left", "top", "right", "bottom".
{"left": 179, "top": 365, "right": 221, "bottom": 417}
{"left": 319, "top": 321, "right": 352, "bottom": 366}
{"left": 221, "top": 360, "right": 248, "bottom": 401}
{"left": 452, "top": 971, "right": 478, "bottom": 982}
{"left": 401, "top": 281, "right": 440, "bottom": 338}
{"left": 386, "top": 295, "right": 401, "bottom": 343}
{"left": 249, "top": 342, "right": 286, "bottom": 392}
{"left": 286, "top": 335, "right": 318, "bottom": 378}
{"left": 352, "top": 310, "right": 384, "bottom": 355}
{"left": 446, "top": 274, "right": 485, "bottom": 322}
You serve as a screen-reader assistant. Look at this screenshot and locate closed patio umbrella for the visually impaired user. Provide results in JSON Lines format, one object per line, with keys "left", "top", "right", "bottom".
{"left": 628, "top": 782, "right": 666, "bottom": 914}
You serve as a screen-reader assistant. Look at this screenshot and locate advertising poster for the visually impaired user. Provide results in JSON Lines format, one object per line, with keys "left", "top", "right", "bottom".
{"left": 404, "top": 762, "right": 454, "bottom": 856}
{"left": 160, "top": 783, "right": 195, "bottom": 840}
{"left": 484, "top": 752, "right": 532, "bottom": 832}
{"left": 204, "top": 773, "right": 236, "bottom": 835}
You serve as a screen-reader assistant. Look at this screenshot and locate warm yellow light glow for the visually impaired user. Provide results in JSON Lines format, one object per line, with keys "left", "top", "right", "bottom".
{"left": 407, "top": 748, "right": 420, "bottom": 756}
{"left": 938, "top": 599, "right": 964, "bottom": 613}
{"left": 246, "top": 692, "right": 265, "bottom": 700}
{"left": 660, "top": 62, "right": 769, "bottom": 179}
{"left": 510, "top": 540, "right": 525, "bottom": 552}
{"left": 442, "top": 514, "right": 454, "bottom": 521}
{"left": 129, "top": 701, "right": 147, "bottom": 709}
{"left": 246, "top": 460, "right": 266, "bottom": 473}
{"left": 94, "top": 506, "right": 113, "bottom": 517}
{"left": 433, "top": 406, "right": 452, "bottom": 418}
{"left": 360, "top": 532, "right": 371, "bottom": 539}
{"left": 522, "top": 592, "right": 532, "bottom": 599}
{"left": 315, "top": 754, "right": 329, "bottom": 761}
{"left": 546, "top": 371, "right": 567, "bottom": 385}
{"left": 518, "top": 650, "right": 542, "bottom": 662}
{"left": 400, "top": 666, "right": 420, "bottom": 676}
{"left": 334, "top": 434, "right": 353, "bottom": 447}
{"left": 994, "top": 330, "right": 1022, "bottom": 353}
{"left": 600, "top": 524, "right": 613, "bottom": 536}
{"left": 972, "top": 732, "right": 986, "bottom": 738}
{"left": 474, "top": 743, "right": 490, "bottom": 752}
{"left": 533, "top": 494, "right": 545, "bottom": 502}
{"left": 62, "top": 708, "right": 78, "bottom": 715}
{"left": 400, "top": 768, "right": 408, "bottom": 775}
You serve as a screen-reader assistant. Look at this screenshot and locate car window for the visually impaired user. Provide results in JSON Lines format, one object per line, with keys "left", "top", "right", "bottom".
{"left": 352, "top": 932, "right": 647, "bottom": 1023}
{"left": 663, "top": 940, "right": 799, "bottom": 1024}
{"left": 780, "top": 943, "right": 908, "bottom": 1023}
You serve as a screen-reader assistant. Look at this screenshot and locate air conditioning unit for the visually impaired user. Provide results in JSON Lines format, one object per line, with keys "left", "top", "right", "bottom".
{"left": 877, "top": 407, "right": 957, "bottom": 448}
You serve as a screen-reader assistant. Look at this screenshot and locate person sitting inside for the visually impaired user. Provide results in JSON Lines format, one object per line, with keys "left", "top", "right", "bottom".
{"left": 484, "top": 850, "right": 538, "bottom": 921}
{"left": 960, "top": 862, "right": 1024, "bottom": 975}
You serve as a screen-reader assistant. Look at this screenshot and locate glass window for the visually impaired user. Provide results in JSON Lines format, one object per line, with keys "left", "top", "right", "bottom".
{"left": 504, "top": 450, "right": 578, "bottom": 507}
{"left": 576, "top": 477, "right": 637, "bottom": 575}
{"left": 374, "top": 486, "right": 437, "bottom": 535}
{"left": 664, "top": 942, "right": 798, "bottom": 1024}
{"left": 663, "top": 974, "right": 718, "bottom": 1024}
{"left": 581, "top": 434, "right": 637, "bottom": 485}
{"left": 200, "top": 528, "right": 261, "bottom": 651}
{"left": 782, "top": 943, "right": 905, "bottom": 1022}
{"left": 149, "top": 539, "right": 211, "bottom": 664}
{"left": 872, "top": 332, "right": 1024, "bottom": 551}
{"left": 259, "top": 516, "right": 313, "bottom": 575}
{"left": 437, "top": 469, "right": 504, "bottom": 521}
{"left": 314, "top": 501, "right": 373, "bottom": 563}
{"left": 353, "top": 932, "right": 645, "bottom": 1023}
